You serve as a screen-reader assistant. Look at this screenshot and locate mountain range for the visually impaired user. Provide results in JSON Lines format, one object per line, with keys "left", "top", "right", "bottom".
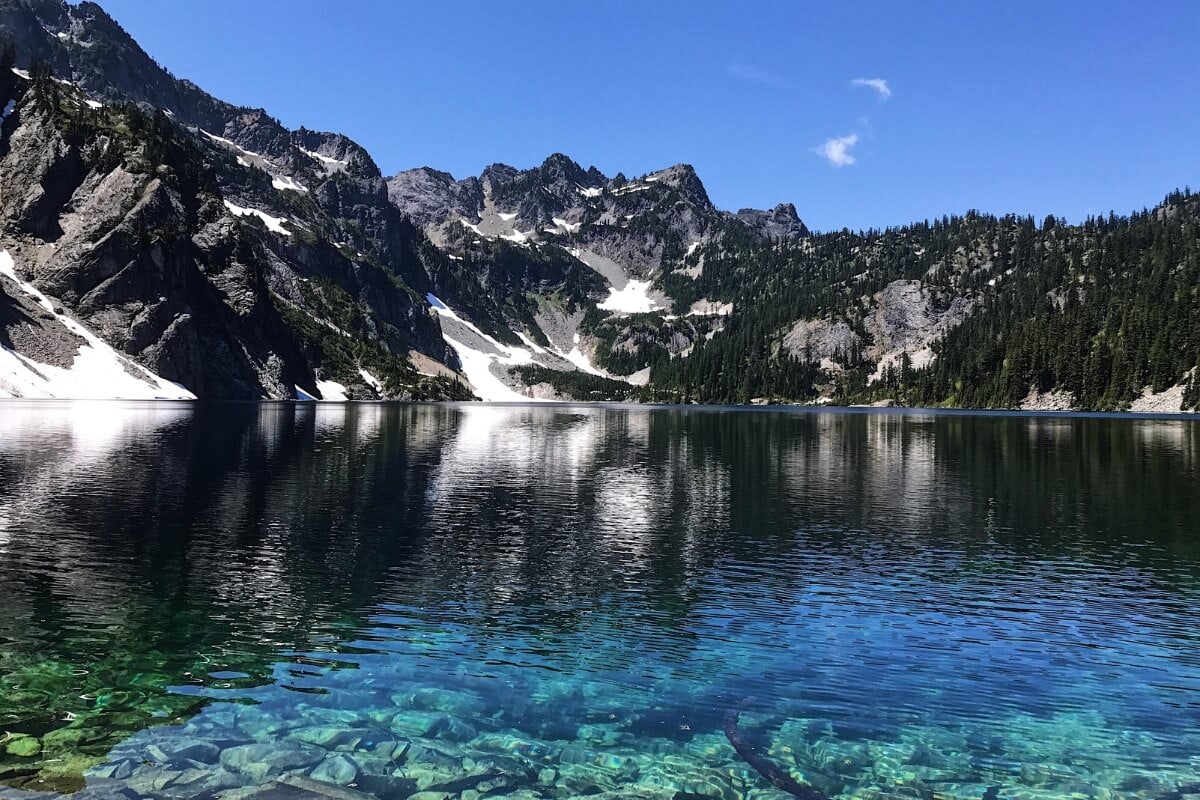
{"left": 0, "top": 0, "right": 1196, "bottom": 411}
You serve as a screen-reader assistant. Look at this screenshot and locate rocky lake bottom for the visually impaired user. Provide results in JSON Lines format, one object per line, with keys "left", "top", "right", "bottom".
{"left": 0, "top": 402, "right": 1197, "bottom": 800}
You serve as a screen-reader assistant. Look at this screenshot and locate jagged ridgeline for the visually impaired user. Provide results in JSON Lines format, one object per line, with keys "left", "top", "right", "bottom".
{"left": 0, "top": 0, "right": 473, "bottom": 401}
{"left": 0, "top": 0, "right": 1198, "bottom": 409}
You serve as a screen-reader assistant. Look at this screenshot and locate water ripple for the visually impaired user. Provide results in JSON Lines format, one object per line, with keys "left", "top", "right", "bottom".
{"left": 0, "top": 402, "right": 1197, "bottom": 797}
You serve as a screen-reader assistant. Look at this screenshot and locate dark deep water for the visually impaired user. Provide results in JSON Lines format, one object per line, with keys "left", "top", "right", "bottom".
{"left": 0, "top": 402, "right": 1198, "bottom": 800}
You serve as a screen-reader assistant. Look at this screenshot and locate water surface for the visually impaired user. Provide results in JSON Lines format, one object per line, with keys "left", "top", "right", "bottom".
{"left": 0, "top": 402, "right": 1197, "bottom": 799}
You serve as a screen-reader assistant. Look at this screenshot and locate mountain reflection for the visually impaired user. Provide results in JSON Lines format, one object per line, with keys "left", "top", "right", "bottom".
{"left": 0, "top": 403, "right": 1197, "bottom": 793}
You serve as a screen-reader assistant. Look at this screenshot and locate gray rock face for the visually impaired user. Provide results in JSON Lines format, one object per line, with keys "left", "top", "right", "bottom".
{"left": 387, "top": 156, "right": 801, "bottom": 280}
{"left": 386, "top": 153, "right": 804, "bottom": 389}
{"left": 782, "top": 318, "right": 862, "bottom": 365}
{"left": 387, "top": 167, "right": 482, "bottom": 231}
{"left": 783, "top": 281, "right": 975, "bottom": 378}
{"left": 865, "top": 280, "right": 975, "bottom": 360}
{"left": 736, "top": 203, "right": 810, "bottom": 240}
{"left": 0, "top": 4, "right": 477, "bottom": 400}
{"left": 0, "top": 71, "right": 462, "bottom": 399}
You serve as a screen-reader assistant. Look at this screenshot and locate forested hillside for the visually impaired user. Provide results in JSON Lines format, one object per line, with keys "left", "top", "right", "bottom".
{"left": 647, "top": 192, "right": 1200, "bottom": 410}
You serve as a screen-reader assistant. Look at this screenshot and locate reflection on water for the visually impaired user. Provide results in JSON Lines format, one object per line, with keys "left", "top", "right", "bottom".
{"left": 0, "top": 402, "right": 1198, "bottom": 799}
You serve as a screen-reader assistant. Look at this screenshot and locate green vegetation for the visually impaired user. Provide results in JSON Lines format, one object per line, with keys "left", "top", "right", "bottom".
{"left": 649, "top": 317, "right": 824, "bottom": 404}
{"left": 648, "top": 192, "right": 1200, "bottom": 409}
{"left": 433, "top": 231, "right": 605, "bottom": 346}
{"left": 278, "top": 278, "right": 473, "bottom": 400}
{"left": 510, "top": 365, "right": 638, "bottom": 401}
{"left": 581, "top": 311, "right": 697, "bottom": 377}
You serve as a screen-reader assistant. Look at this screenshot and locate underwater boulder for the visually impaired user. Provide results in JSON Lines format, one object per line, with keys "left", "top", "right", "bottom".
{"left": 310, "top": 753, "right": 359, "bottom": 786}
{"left": 4, "top": 736, "right": 42, "bottom": 758}
{"left": 218, "top": 741, "right": 323, "bottom": 781}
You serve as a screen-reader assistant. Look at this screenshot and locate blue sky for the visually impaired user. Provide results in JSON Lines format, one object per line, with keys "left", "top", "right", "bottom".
{"left": 98, "top": 0, "right": 1200, "bottom": 232}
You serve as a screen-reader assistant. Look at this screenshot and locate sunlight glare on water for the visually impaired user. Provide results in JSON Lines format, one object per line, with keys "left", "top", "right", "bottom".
{"left": 0, "top": 402, "right": 1197, "bottom": 799}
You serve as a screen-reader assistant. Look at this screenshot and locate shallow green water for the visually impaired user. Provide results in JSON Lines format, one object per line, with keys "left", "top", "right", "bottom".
{"left": 0, "top": 402, "right": 1198, "bottom": 799}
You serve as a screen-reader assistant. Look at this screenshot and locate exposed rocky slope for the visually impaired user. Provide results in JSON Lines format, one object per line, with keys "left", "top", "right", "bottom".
{"left": 388, "top": 155, "right": 809, "bottom": 387}
{"left": 0, "top": 0, "right": 469, "bottom": 400}
{"left": 389, "top": 155, "right": 804, "bottom": 279}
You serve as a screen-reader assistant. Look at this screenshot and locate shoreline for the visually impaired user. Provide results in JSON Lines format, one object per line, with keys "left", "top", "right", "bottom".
{"left": 0, "top": 397, "right": 1196, "bottom": 421}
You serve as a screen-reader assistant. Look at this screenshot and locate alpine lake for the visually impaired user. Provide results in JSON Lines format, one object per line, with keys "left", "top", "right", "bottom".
{"left": 0, "top": 402, "right": 1197, "bottom": 800}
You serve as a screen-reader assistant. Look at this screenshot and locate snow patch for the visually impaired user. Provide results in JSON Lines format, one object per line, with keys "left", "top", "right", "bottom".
{"left": 441, "top": 335, "right": 536, "bottom": 402}
{"left": 427, "top": 294, "right": 532, "bottom": 363}
{"left": 501, "top": 229, "right": 532, "bottom": 245}
{"left": 598, "top": 280, "right": 660, "bottom": 314}
{"left": 515, "top": 332, "right": 547, "bottom": 354}
{"left": 0, "top": 251, "right": 195, "bottom": 400}
{"left": 271, "top": 174, "right": 308, "bottom": 193}
{"left": 577, "top": 184, "right": 603, "bottom": 198}
{"left": 358, "top": 368, "right": 383, "bottom": 393}
{"left": 497, "top": 212, "right": 517, "bottom": 222}
{"left": 299, "top": 147, "right": 347, "bottom": 169}
{"left": 316, "top": 379, "right": 348, "bottom": 401}
{"left": 457, "top": 218, "right": 486, "bottom": 237}
{"left": 223, "top": 200, "right": 292, "bottom": 236}
{"left": 562, "top": 347, "right": 607, "bottom": 377}
{"left": 10, "top": 68, "right": 30, "bottom": 79}
{"left": 201, "top": 129, "right": 255, "bottom": 155}
{"left": 552, "top": 333, "right": 617, "bottom": 380}
{"left": 204, "top": 129, "right": 308, "bottom": 192}
{"left": 427, "top": 294, "right": 544, "bottom": 402}
{"left": 552, "top": 217, "right": 581, "bottom": 233}
{"left": 84, "top": 99, "right": 103, "bottom": 109}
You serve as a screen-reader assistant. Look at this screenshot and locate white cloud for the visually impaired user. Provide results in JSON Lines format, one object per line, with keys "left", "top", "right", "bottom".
{"left": 813, "top": 134, "right": 859, "bottom": 167}
{"left": 851, "top": 77, "right": 892, "bottom": 100}
{"left": 727, "top": 64, "right": 785, "bottom": 86}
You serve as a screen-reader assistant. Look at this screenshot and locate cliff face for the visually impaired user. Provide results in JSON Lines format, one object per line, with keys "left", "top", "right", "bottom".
{"left": 0, "top": 67, "right": 466, "bottom": 399}
{"left": 0, "top": 0, "right": 472, "bottom": 400}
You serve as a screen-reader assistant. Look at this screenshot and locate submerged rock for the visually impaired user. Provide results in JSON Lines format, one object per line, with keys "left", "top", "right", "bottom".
{"left": 387, "top": 710, "right": 448, "bottom": 738}
{"left": 68, "top": 785, "right": 142, "bottom": 800}
{"left": 310, "top": 754, "right": 359, "bottom": 786}
{"left": 218, "top": 742, "right": 323, "bottom": 781}
{"left": 292, "top": 727, "right": 379, "bottom": 752}
{"left": 166, "top": 740, "right": 222, "bottom": 764}
{"left": 4, "top": 736, "right": 42, "bottom": 758}
{"left": 398, "top": 687, "right": 487, "bottom": 717}
{"left": 85, "top": 760, "right": 136, "bottom": 781}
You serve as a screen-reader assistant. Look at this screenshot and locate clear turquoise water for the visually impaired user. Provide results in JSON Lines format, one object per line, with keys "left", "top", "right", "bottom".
{"left": 0, "top": 402, "right": 1198, "bottom": 799}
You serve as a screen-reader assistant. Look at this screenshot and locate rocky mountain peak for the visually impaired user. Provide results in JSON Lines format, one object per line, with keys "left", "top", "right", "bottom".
{"left": 540, "top": 152, "right": 582, "bottom": 174}
{"left": 735, "top": 202, "right": 809, "bottom": 240}
{"left": 294, "top": 128, "right": 379, "bottom": 178}
{"left": 480, "top": 162, "right": 519, "bottom": 190}
{"left": 387, "top": 166, "right": 483, "bottom": 231}
{"left": 641, "top": 163, "right": 712, "bottom": 209}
